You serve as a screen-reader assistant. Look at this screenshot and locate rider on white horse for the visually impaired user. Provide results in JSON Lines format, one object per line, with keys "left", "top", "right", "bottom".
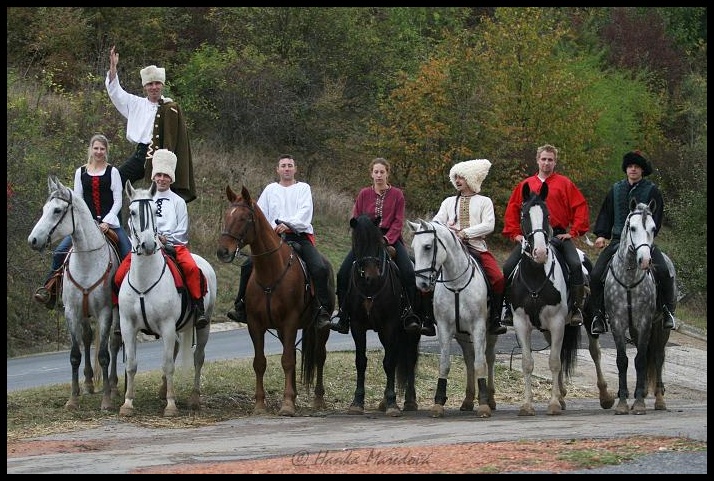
{"left": 589, "top": 151, "right": 676, "bottom": 335}
{"left": 114, "top": 149, "right": 208, "bottom": 329}
{"left": 432, "top": 159, "right": 507, "bottom": 335}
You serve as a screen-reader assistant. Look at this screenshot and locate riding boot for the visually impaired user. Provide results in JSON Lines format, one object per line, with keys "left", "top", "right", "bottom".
{"left": 590, "top": 288, "right": 607, "bottom": 335}
{"left": 194, "top": 298, "right": 208, "bottom": 329}
{"left": 419, "top": 291, "right": 436, "bottom": 336}
{"left": 402, "top": 305, "right": 422, "bottom": 333}
{"left": 34, "top": 268, "right": 63, "bottom": 310}
{"left": 659, "top": 276, "right": 677, "bottom": 330}
{"left": 569, "top": 283, "right": 585, "bottom": 326}
{"left": 489, "top": 292, "right": 507, "bottom": 335}
{"left": 315, "top": 301, "right": 332, "bottom": 330}
{"left": 329, "top": 286, "right": 350, "bottom": 334}
{"left": 501, "top": 290, "right": 513, "bottom": 326}
{"left": 227, "top": 263, "right": 251, "bottom": 323}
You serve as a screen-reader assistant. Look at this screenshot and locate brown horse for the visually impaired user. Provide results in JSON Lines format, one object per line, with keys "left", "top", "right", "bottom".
{"left": 216, "top": 185, "right": 333, "bottom": 416}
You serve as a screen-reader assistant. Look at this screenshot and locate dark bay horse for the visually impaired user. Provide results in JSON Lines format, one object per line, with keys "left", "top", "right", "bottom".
{"left": 216, "top": 185, "right": 333, "bottom": 416}
{"left": 605, "top": 199, "right": 671, "bottom": 414}
{"left": 343, "top": 214, "right": 420, "bottom": 416}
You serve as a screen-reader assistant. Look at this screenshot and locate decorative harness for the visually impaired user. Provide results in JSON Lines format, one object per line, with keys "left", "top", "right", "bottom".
{"left": 413, "top": 222, "right": 482, "bottom": 333}
{"left": 48, "top": 189, "right": 114, "bottom": 318}
{"left": 608, "top": 208, "right": 654, "bottom": 323}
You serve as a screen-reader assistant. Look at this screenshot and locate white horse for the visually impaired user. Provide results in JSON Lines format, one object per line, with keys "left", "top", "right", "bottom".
{"left": 509, "top": 183, "right": 582, "bottom": 416}
{"left": 118, "top": 181, "right": 217, "bottom": 417}
{"left": 27, "top": 175, "right": 122, "bottom": 410}
{"left": 409, "top": 219, "right": 497, "bottom": 418}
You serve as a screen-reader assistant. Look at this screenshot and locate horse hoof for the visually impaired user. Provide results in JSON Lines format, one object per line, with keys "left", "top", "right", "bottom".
{"left": 386, "top": 407, "right": 402, "bottom": 417}
{"left": 348, "top": 405, "right": 364, "bottom": 415}
{"left": 518, "top": 406, "right": 536, "bottom": 416}
{"left": 430, "top": 405, "right": 445, "bottom": 418}
{"left": 476, "top": 406, "right": 492, "bottom": 418}
{"left": 460, "top": 401, "right": 474, "bottom": 411}
{"left": 403, "top": 401, "right": 418, "bottom": 412}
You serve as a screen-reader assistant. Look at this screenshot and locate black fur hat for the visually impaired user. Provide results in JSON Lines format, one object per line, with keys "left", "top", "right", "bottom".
{"left": 622, "top": 151, "right": 652, "bottom": 176}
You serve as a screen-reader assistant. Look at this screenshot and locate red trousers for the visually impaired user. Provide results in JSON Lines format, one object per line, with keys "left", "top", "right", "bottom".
{"left": 468, "top": 248, "right": 505, "bottom": 294}
{"left": 114, "top": 245, "right": 203, "bottom": 299}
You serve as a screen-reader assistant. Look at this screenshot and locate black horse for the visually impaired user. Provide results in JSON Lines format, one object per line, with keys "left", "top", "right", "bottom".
{"left": 342, "top": 214, "right": 420, "bottom": 416}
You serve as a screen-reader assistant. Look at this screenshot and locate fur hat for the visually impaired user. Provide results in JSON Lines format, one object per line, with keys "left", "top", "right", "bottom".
{"left": 622, "top": 151, "right": 652, "bottom": 176}
{"left": 449, "top": 159, "right": 492, "bottom": 194}
{"left": 140, "top": 65, "right": 166, "bottom": 86}
{"left": 151, "top": 149, "right": 177, "bottom": 183}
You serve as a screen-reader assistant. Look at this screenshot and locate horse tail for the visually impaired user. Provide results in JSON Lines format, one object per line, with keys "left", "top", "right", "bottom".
{"left": 177, "top": 330, "right": 194, "bottom": 370}
{"left": 560, "top": 324, "right": 581, "bottom": 381}
{"left": 396, "top": 331, "right": 420, "bottom": 393}
{"left": 646, "top": 319, "right": 669, "bottom": 395}
{"left": 300, "top": 323, "right": 319, "bottom": 391}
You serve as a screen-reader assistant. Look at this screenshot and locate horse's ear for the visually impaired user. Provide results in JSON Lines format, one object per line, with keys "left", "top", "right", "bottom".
{"left": 349, "top": 217, "right": 358, "bottom": 229}
{"left": 522, "top": 182, "right": 531, "bottom": 199}
{"left": 48, "top": 175, "right": 58, "bottom": 193}
{"left": 226, "top": 185, "right": 236, "bottom": 202}
{"left": 629, "top": 197, "right": 638, "bottom": 211}
{"left": 149, "top": 181, "right": 157, "bottom": 197}
{"left": 648, "top": 199, "right": 657, "bottom": 214}
{"left": 125, "top": 180, "right": 134, "bottom": 199}
{"left": 407, "top": 220, "right": 419, "bottom": 232}
{"left": 539, "top": 182, "right": 549, "bottom": 201}
{"left": 241, "top": 185, "right": 252, "bottom": 204}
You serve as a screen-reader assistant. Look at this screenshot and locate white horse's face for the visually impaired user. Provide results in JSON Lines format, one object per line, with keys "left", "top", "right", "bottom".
{"left": 410, "top": 220, "right": 447, "bottom": 292}
{"left": 625, "top": 208, "right": 656, "bottom": 270}
{"left": 523, "top": 203, "right": 550, "bottom": 264}
{"left": 126, "top": 189, "right": 159, "bottom": 256}
{"left": 28, "top": 188, "right": 74, "bottom": 253}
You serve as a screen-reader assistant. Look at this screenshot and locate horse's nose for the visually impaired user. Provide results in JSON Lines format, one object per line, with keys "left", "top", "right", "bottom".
{"left": 216, "top": 246, "right": 233, "bottom": 263}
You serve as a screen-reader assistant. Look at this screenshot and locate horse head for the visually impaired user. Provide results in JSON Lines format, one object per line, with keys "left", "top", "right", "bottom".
{"left": 520, "top": 182, "right": 553, "bottom": 265}
{"left": 351, "top": 214, "right": 389, "bottom": 288}
{"left": 409, "top": 219, "right": 446, "bottom": 292}
{"left": 216, "top": 184, "right": 259, "bottom": 263}
{"left": 622, "top": 198, "right": 657, "bottom": 270}
{"left": 125, "top": 180, "right": 159, "bottom": 256}
{"left": 28, "top": 175, "right": 79, "bottom": 253}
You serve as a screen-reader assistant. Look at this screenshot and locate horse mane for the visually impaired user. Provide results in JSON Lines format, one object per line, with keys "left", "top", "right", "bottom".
{"left": 351, "top": 214, "right": 383, "bottom": 259}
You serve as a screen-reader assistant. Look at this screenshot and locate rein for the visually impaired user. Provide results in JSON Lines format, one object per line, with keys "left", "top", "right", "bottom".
{"left": 64, "top": 242, "right": 114, "bottom": 318}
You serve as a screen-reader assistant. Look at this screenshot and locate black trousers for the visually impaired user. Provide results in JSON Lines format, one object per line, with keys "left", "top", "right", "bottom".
{"left": 118, "top": 143, "right": 149, "bottom": 188}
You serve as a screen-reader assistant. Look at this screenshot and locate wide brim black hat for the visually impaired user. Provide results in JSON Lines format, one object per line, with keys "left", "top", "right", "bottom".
{"left": 622, "top": 151, "right": 652, "bottom": 176}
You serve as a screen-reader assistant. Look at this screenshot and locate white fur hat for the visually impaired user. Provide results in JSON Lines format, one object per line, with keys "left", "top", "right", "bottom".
{"left": 140, "top": 65, "right": 165, "bottom": 86}
{"left": 151, "top": 149, "right": 177, "bottom": 183}
{"left": 449, "top": 159, "right": 492, "bottom": 194}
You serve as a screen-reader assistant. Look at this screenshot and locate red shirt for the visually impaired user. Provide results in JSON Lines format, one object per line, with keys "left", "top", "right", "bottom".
{"left": 352, "top": 185, "right": 405, "bottom": 246}
{"left": 502, "top": 173, "right": 590, "bottom": 241}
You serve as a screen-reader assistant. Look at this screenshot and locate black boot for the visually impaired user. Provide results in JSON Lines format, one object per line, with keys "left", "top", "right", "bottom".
{"left": 591, "top": 310, "right": 607, "bottom": 335}
{"left": 329, "top": 309, "right": 350, "bottom": 334}
{"left": 501, "top": 291, "right": 513, "bottom": 326}
{"left": 489, "top": 292, "right": 507, "bottom": 335}
{"left": 589, "top": 284, "right": 607, "bottom": 335}
{"left": 419, "top": 292, "right": 436, "bottom": 336}
{"left": 402, "top": 306, "right": 421, "bottom": 333}
{"left": 194, "top": 298, "right": 208, "bottom": 329}
{"left": 569, "top": 283, "right": 585, "bottom": 326}
{"left": 227, "top": 299, "right": 246, "bottom": 323}
{"left": 662, "top": 306, "right": 676, "bottom": 330}
{"left": 316, "top": 305, "right": 331, "bottom": 330}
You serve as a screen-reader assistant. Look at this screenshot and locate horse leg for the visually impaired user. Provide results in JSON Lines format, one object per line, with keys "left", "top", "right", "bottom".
{"left": 119, "top": 332, "right": 138, "bottom": 416}
{"left": 431, "top": 334, "right": 454, "bottom": 418}
{"left": 546, "top": 337, "right": 564, "bottom": 415}
{"left": 486, "top": 334, "right": 497, "bottom": 410}
{"left": 109, "top": 328, "right": 122, "bottom": 401}
{"left": 311, "top": 329, "right": 329, "bottom": 410}
{"left": 631, "top": 335, "right": 651, "bottom": 415}
{"left": 587, "top": 332, "right": 615, "bottom": 409}
{"left": 472, "top": 330, "right": 493, "bottom": 418}
{"left": 278, "top": 331, "right": 298, "bottom": 417}
{"left": 460, "top": 338, "right": 476, "bottom": 412}
{"left": 161, "top": 336, "right": 179, "bottom": 417}
{"left": 249, "top": 328, "right": 268, "bottom": 415}
{"left": 517, "top": 325, "right": 536, "bottom": 416}
{"left": 189, "top": 330, "right": 208, "bottom": 411}
{"left": 97, "top": 317, "right": 113, "bottom": 411}
{"left": 613, "top": 335, "right": 631, "bottom": 415}
{"left": 64, "top": 330, "right": 83, "bottom": 411}
{"left": 380, "top": 345, "right": 401, "bottom": 416}
{"left": 349, "top": 331, "right": 368, "bottom": 414}
{"left": 402, "top": 334, "right": 419, "bottom": 412}
{"left": 82, "top": 322, "right": 95, "bottom": 395}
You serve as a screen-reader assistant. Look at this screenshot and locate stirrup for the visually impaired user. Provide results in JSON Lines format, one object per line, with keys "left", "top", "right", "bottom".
{"left": 662, "top": 307, "right": 676, "bottom": 330}
{"left": 591, "top": 312, "right": 607, "bottom": 335}
{"left": 569, "top": 308, "right": 584, "bottom": 326}
{"left": 329, "top": 311, "right": 350, "bottom": 334}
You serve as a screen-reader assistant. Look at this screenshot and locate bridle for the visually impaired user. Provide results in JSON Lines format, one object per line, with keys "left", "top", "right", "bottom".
{"left": 413, "top": 223, "right": 475, "bottom": 290}
{"left": 219, "top": 201, "right": 283, "bottom": 261}
{"left": 519, "top": 200, "right": 553, "bottom": 262}
{"left": 127, "top": 197, "right": 158, "bottom": 255}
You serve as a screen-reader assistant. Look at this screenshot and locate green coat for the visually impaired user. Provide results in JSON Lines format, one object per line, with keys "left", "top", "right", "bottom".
{"left": 144, "top": 100, "right": 196, "bottom": 203}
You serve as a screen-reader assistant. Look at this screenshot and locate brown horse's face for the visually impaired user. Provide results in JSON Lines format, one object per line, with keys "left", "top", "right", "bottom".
{"left": 216, "top": 185, "right": 255, "bottom": 263}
